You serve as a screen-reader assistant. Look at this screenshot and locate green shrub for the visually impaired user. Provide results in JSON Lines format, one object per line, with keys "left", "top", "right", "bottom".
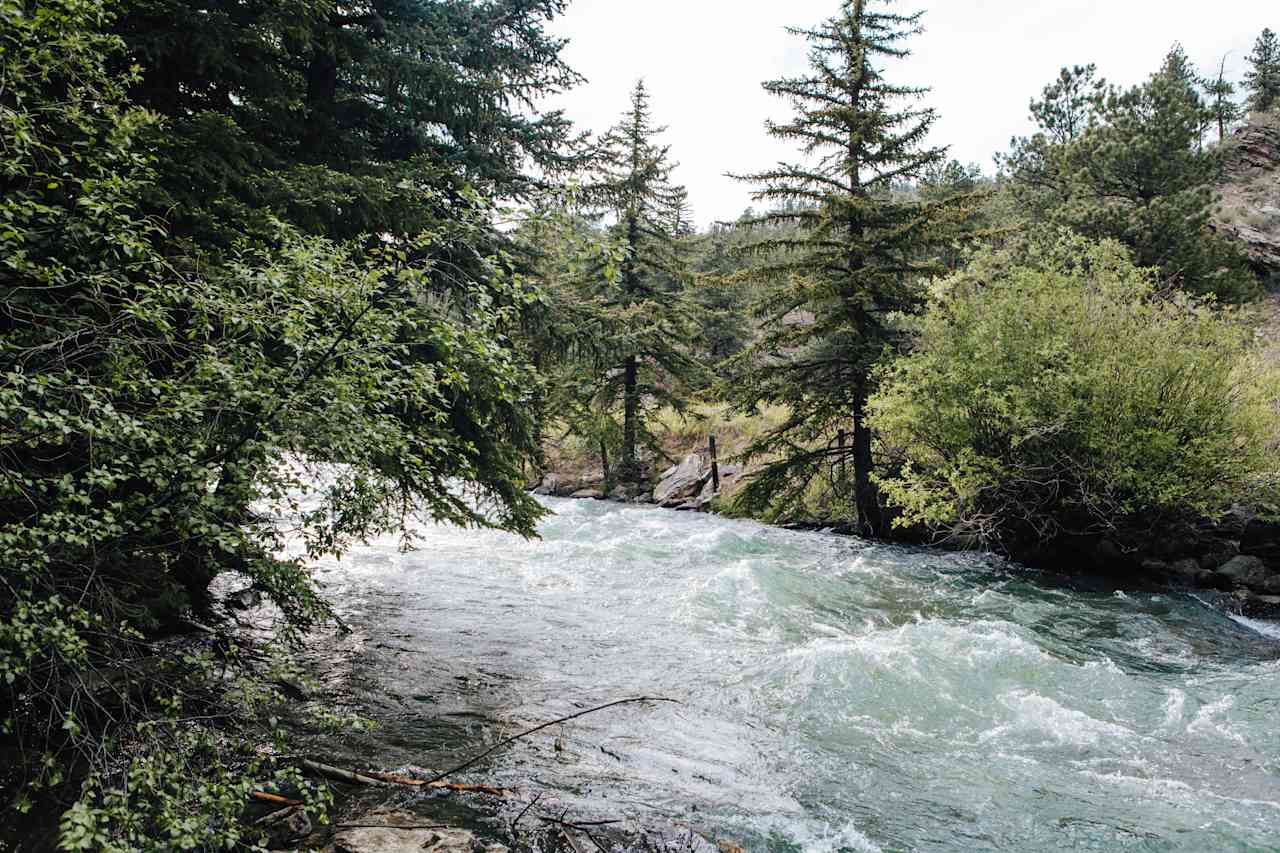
{"left": 871, "top": 232, "right": 1280, "bottom": 549}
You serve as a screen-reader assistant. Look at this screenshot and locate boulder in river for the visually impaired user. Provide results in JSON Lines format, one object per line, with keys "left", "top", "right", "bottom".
{"left": 571, "top": 489, "right": 605, "bottom": 500}
{"left": 532, "top": 473, "right": 561, "bottom": 496}
{"left": 653, "top": 453, "right": 708, "bottom": 505}
{"left": 1216, "top": 555, "right": 1277, "bottom": 592}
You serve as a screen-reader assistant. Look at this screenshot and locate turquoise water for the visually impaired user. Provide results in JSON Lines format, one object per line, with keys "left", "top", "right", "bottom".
{"left": 307, "top": 497, "right": 1280, "bottom": 851}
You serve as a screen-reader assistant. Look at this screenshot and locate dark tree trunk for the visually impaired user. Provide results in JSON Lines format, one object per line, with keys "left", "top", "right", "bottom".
{"left": 304, "top": 37, "right": 338, "bottom": 157}
{"left": 852, "top": 386, "right": 884, "bottom": 539}
{"left": 621, "top": 354, "right": 639, "bottom": 479}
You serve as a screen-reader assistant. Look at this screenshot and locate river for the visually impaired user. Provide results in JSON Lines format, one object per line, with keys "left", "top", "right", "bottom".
{"left": 302, "top": 497, "right": 1280, "bottom": 852}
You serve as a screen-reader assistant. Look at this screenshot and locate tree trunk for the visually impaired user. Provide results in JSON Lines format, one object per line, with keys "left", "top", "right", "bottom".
{"left": 621, "top": 354, "right": 639, "bottom": 479}
{"left": 304, "top": 35, "right": 338, "bottom": 157}
{"left": 852, "top": 386, "right": 884, "bottom": 539}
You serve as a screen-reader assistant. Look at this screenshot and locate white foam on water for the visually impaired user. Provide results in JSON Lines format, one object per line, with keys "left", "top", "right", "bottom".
{"left": 1161, "top": 689, "right": 1186, "bottom": 730}
{"left": 1225, "top": 611, "right": 1280, "bottom": 641}
{"left": 1186, "top": 696, "right": 1248, "bottom": 746}
{"left": 984, "top": 690, "right": 1135, "bottom": 747}
{"left": 740, "top": 814, "right": 883, "bottom": 853}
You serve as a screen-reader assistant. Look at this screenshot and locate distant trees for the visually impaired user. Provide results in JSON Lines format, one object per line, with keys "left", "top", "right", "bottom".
{"left": 1003, "top": 47, "right": 1257, "bottom": 302}
{"left": 726, "top": 0, "right": 956, "bottom": 536}
{"left": 1245, "top": 28, "right": 1280, "bottom": 114}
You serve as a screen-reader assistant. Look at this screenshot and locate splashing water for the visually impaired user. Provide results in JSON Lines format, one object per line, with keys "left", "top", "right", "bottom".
{"left": 304, "top": 498, "right": 1280, "bottom": 851}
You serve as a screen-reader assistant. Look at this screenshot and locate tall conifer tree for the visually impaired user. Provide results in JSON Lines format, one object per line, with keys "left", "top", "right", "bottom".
{"left": 582, "top": 81, "right": 698, "bottom": 481}
{"left": 1245, "top": 28, "right": 1280, "bottom": 114}
{"left": 727, "top": 0, "right": 951, "bottom": 536}
{"left": 1206, "top": 55, "right": 1242, "bottom": 142}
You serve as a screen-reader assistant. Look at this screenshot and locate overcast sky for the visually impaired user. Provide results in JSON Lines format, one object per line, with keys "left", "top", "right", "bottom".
{"left": 546, "top": 0, "right": 1274, "bottom": 226}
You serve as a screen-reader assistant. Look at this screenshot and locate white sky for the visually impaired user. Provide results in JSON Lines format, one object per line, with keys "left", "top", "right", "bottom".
{"left": 547, "top": 0, "right": 1274, "bottom": 226}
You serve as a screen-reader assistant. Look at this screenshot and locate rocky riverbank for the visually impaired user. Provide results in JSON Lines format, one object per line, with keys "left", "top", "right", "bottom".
{"left": 529, "top": 457, "right": 1280, "bottom": 623}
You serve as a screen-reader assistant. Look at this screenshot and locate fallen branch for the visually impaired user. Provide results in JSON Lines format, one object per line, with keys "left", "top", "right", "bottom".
{"left": 358, "top": 769, "right": 505, "bottom": 796}
{"left": 253, "top": 805, "right": 303, "bottom": 826}
{"left": 300, "top": 759, "right": 390, "bottom": 787}
{"left": 423, "top": 696, "right": 678, "bottom": 785}
{"left": 335, "top": 823, "right": 449, "bottom": 830}
{"left": 299, "top": 760, "right": 505, "bottom": 796}
{"left": 251, "top": 791, "right": 303, "bottom": 807}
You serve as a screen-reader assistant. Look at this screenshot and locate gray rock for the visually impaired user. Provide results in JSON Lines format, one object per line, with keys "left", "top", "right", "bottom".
{"left": 258, "top": 805, "right": 310, "bottom": 848}
{"left": 1198, "top": 540, "right": 1240, "bottom": 571}
{"left": 532, "top": 473, "right": 560, "bottom": 496}
{"left": 653, "top": 453, "right": 708, "bottom": 504}
{"left": 335, "top": 814, "right": 501, "bottom": 853}
{"left": 1238, "top": 593, "right": 1280, "bottom": 621}
{"left": 1216, "top": 555, "right": 1274, "bottom": 590}
{"left": 1241, "top": 517, "right": 1280, "bottom": 562}
{"left": 1166, "top": 558, "right": 1202, "bottom": 580}
{"left": 570, "top": 489, "right": 604, "bottom": 500}
{"left": 226, "top": 587, "right": 261, "bottom": 610}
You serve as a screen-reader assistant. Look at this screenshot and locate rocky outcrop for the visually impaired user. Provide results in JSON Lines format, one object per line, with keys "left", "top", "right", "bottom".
{"left": 1213, "top": 114, "right": 1280, "bottom": 278}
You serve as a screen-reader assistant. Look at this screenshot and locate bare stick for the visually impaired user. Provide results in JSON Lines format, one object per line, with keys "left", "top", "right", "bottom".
{"left": 300, "top": 759, "right": 390, "bottom": 787}
{"left": 423, "top": 696, "right": 677, "bottom": 785}
{"left": 512, "top": 791, "right": 544, "bottom": 834}
{"left": 335, "top": 823, "right": 450, "bottom": 830}
{"left": 251, "top": 791, "right": 303, "bottom": 806}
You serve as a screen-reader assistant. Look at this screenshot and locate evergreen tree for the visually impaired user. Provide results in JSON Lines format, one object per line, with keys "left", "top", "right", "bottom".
{"left": 1004, "top": 52, "right": 1257, "bottom": 301}
{"left": 573, "top": 81, "right": 700, "bottom": 481}
{"left": 1029, "top": 64, "right": 1109, "bottom": 145}
{"left": 112, "top": 0, "right": 584, "bottom": 245}
{"left": 687, "top": 222, "right": 755, "bottom": 366}
{"left": 1205, "top": 54, "right": 1243, "bottom": 142}
{"left": 1244, "top": 28, "right": 1280, "bottom": 114}
{"left": 727, "top": 0, "right": 953, "bottom": 537}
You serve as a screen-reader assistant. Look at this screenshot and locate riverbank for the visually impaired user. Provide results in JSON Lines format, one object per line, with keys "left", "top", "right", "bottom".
{"left": 533, "top": 408, "right": 1280, "bottom": 620}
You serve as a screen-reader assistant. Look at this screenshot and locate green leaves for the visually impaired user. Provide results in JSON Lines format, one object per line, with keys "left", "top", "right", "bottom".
{"left": 872, "top": 233, "right": 1280, "bottom": 549}
{"left": 3, "top": 0, "right": 556, "bottom": 845}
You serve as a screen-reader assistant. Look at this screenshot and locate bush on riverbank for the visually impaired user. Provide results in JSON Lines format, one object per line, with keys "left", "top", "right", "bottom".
{"left": 870, "top": 232, "right": 1280, "bottom": 552}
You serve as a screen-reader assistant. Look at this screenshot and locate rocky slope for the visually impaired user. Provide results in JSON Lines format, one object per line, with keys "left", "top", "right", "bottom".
{"left": 1214, "top": 112, "right": 1280, "bottom": 281}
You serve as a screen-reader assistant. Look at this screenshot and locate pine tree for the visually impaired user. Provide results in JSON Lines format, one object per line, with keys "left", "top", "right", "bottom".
{"left": 727, "top": 0, "right": 954, "bottom": 537}
{"left": 1245, "top": 28, "right": 1280, "bottom": 114}
{"left": 1004, "top": 52, "right": 1257, "bottom": 301}
{"left": 581, "top": 81, "right": 700, "bottom": 481}
{"left": 112, "top": 0, "right": 584, "bottom": 245}
{"left": 1205, "top": 54, "right": 1242, "bottom": 142}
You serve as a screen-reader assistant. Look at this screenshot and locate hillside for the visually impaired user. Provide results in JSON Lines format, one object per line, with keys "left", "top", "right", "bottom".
{"left": 1214, "top": 112, "right": 1280, "bottom": 284}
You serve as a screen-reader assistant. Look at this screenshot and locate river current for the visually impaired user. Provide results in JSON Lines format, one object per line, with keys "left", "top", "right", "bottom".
{"left": 304, "top": 497, "right": 1280, "bottom": 852}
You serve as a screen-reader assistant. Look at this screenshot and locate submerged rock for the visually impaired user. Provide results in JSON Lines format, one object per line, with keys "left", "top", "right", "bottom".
{"left": 334, "top": 813, "right": 507, "bottom": 853}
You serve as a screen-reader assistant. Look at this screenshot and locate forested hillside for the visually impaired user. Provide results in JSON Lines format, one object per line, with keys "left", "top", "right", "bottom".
{"left": 3, "top": 0, "right": 1280, "bottom": 850}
